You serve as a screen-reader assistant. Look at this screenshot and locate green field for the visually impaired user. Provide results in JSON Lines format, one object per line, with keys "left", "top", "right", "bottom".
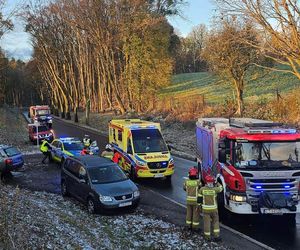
{"left": 161, "top": 66, "right": 300, "bottom": 104}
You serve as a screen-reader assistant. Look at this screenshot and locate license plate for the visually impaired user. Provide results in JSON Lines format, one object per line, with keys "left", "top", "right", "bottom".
{"left": 261, "top": 209, "right": 283, "bottom": 214}
{"left": 154, "top": 173, "right": 164, "bottom": 178}
{"left": 119, "top": 201, "right": 132, "bottom": 207}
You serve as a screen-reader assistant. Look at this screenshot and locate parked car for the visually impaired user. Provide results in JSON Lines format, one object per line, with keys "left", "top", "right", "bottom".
{"left": 61, "top": 155, "right": 140, "bottom": 213}
{"left": 28, "top": 124, "right": 54, "bottom": 144}
{"left": 0, "top": 145, "right": 24, "bottom": 179}
{"left": 49, "top": 137, "right": 85, "bottom": 163}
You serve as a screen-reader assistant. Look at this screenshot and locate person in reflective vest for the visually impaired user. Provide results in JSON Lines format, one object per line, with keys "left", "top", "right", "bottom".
{"left": 40, "top": 140, "right": 52, "bottom": 164}
{"left": 101, "top": 144, "right": 114, "bottom": 160}
{"left": 199, "top": 175, "right": 223, "bottom": 241}
{"left": 183, "top": 166, "right": 202, "bottom": 230}
{"left": 83, "top": 134, "right": 91, "bottom": 148}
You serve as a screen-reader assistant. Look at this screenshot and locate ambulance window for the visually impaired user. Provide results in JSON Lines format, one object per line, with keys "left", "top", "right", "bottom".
{"left": 127, "top": 139, "right": 133, "bottom": 154}
{"left": 118, "top": 130, "right": 122, "bottom": 141}
{"left": 113, "top": 129, "right": 116, "bottom": 141}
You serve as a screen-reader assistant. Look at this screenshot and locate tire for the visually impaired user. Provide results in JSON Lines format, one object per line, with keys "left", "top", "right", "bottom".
{"left": 87, "top": 198, "right": 97, "bottom": 214}
{"left": 130, "top": 167, "right": 137, "bottom": 182}
{"left": 61, "top": 181, "right": 69, "bottom": 197}
{"left": 284, "top": 213, "right": 296, "bottom": 222}
{"left": 165, "top": 175, "right": 172, "bottom": 184}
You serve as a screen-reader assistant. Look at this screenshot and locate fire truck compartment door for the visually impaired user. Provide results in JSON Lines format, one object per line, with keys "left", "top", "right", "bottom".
{"left": 196, "top": 127, "right": 213, "bottom": 172}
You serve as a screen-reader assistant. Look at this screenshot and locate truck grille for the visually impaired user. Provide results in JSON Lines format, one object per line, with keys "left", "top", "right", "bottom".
{"left": 114, "top": 194, "right": 132, "bottom": 200}
{"left": 249, "top": 178, "right": 297, "bottom": 191}
{"left": 148, "top": 161, "right": 168, "bottom": 169}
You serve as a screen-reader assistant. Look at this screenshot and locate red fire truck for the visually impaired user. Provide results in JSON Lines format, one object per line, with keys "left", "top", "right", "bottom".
{"left": 196, "top": 118, "right": 300, "bottom": 217}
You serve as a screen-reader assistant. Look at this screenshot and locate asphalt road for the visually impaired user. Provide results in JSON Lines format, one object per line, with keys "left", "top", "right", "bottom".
{"left": 17, "top": 116, "right": 300, "bottom": 249}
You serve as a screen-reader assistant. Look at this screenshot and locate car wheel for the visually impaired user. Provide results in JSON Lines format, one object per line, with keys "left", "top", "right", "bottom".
{"left": 130, "top": 167, "right": 137, "bottom": 182}
{"left": 61, "top": 181, "right": 69, "bottom": 197}
{"left": 87, "top": 198, "right": 97, "bottom": 214}
{"left": 165, "top": 175, "right": 172, "bottom": 183}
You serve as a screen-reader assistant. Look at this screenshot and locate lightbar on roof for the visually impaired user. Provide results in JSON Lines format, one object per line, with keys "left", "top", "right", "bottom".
{"left": 247, "top": 129, "right": 297, "bottom": 134}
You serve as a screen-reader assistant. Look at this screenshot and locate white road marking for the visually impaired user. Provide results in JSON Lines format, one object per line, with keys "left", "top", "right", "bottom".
{"left": 146, "top": 188, "right": 275, "bottom": 250}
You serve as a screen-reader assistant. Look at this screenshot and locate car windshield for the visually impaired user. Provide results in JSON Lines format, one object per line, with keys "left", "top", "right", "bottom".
{"left": 63, "top": 142, "right": 84, "bottom": 151}
{"left": 88, "top": 165, "right": 128, "bottom": 184}
{"left": 234, "top": 141, "right": 300, "bottom": 169}
{"left": 132, "top": 129, "right": 168, "bottom": 153}
{"left": 37, "top": 110, "right": 50, "bottom": 115}
{"left": 4, "top": 147, "right": 21, "bottom": 157}
{"left": 33, "top": 126, "right": 49, "bottom": 133}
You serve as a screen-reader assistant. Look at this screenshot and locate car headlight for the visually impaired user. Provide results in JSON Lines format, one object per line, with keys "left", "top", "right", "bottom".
{"left": 136, "top": 160, "right": 147, "bottom": 166}
{"left": 133, "top": 190, "right": 140, "bottom": 197}
{"left": 99, "top": 195, "right": 113, "bottom": 202}
{"left": 230, "top": 195, "right": 246, "bottom": 202}
{"left": 169, "top": 158, "right": 174, "bottom": 164}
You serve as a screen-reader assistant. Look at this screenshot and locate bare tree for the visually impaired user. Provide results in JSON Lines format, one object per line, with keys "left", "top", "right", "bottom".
{"left": 215, "top": 0, "right": 300, "bottom": 79}
{"left": 202, "top": 17, "right": 260, "bottom": 116}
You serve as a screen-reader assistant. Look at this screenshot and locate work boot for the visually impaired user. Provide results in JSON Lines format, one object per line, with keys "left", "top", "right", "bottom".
{"left": 214, "top": 236, "right": 222, "bottom": 242}
{"left": 204, "top": 236, "right": 211, "bottom": 242}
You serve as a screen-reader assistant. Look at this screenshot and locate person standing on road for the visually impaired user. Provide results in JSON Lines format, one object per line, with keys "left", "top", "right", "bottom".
{"left": 183, "top": 166, "right": 202, "bottom": 231}
{"left": 101, "top": 144, "right": 114, "bottom": 160}
{"left": 83, "top": 134, "right": 91, "bottom": 148}
{"left": 40, "top": 140, "right": 52, "bottom": 164}
{"left": 199, "top": 175, "right": 223, "bottom": 242}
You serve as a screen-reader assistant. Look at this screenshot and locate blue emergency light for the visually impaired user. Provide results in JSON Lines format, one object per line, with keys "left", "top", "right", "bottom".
{"left": 284, "top": 185, "right": 291, "bottom": 189}
{"left": 255, "top": 185, "right": 262, "bottom": 189}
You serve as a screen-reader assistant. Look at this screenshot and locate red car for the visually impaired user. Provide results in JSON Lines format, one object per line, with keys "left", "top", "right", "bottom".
{"left": 28, "top": 124, "right": 55, "bottom": 144}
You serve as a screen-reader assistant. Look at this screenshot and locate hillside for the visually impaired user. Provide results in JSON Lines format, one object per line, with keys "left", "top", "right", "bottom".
{"left": 161, "top": 67, "right": 300, "bottom": 104}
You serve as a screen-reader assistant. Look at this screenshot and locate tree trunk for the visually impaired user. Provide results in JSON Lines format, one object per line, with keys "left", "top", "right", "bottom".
{"left": 85, "top": 99, "right": 90, "bottom": 125}
{"left": 235, "top": 87, "right": 244, "bottom": 117}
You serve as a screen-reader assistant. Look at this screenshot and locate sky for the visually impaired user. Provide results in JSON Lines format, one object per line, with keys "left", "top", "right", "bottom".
{"left": 0, "top": 0, "right": 215, "bottom": 61}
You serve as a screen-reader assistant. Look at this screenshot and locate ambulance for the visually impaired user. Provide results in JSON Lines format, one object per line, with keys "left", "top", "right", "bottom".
{"left": 108, "top": 119, "right": 174, "bottom": 181}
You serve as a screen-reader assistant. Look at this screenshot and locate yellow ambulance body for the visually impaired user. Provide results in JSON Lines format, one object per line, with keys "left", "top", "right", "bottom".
{"left": 108, "top": 119, "right": 174, "bottom": 180}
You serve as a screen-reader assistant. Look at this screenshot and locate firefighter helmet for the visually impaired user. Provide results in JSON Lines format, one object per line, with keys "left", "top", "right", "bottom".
{"left": 189, "top": 167, "right": 198, "bottom": 177}
{"left": 205, "top": 175, "right": 214, "bottom": 184}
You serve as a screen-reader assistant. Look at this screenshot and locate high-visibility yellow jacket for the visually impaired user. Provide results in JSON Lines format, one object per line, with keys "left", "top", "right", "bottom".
{"left": 199, "top": 183, "right": 223, "bottom": 211}
{"left": 40, "top": 141, "right": 49, "bottom": 153}
{"left": 183, "top": 179, "right": 202, "bottom": 205}
{"left": 101, "top": 151, "right": 114, "bottom": 160}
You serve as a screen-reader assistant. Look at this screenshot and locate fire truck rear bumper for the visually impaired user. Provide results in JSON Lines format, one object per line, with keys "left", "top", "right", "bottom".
{"left": 226, "top": 201, "right": 300, "bottom": 214}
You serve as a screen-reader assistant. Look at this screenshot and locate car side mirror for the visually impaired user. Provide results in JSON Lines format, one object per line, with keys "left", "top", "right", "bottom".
{"left": 167, "top": 144, "right": 172, "bottom": 152}
{"left": 79, "top": 178, "right": 86, "bottom": 184}
{"left": 219, "top": 141, "right": 226, "bottom": 149}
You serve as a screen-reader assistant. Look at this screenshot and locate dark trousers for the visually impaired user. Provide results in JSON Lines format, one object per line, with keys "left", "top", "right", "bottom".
{"left": 42, "top": 152, "right": 49, "bottom": 163}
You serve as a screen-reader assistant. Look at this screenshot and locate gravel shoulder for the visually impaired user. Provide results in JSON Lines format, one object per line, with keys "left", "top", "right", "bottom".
{"left": 0, "top": 107, "right": 229, "bottom": 250}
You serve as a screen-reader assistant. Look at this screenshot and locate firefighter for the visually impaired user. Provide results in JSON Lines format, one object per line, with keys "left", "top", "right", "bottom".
{"left": 183, "top": 166, "right": 202, "bottom": 231}
{"left": 83, "top": 134, "right": 91, "bottom": 148}
{"left": 199, "top": 175, "right": 223, "bottom": 242}
{"left": 40, "top": 140, "right": 52, "bottom": 164}
{"left": 101, "top": 144, "right": 114, "bottom": 160}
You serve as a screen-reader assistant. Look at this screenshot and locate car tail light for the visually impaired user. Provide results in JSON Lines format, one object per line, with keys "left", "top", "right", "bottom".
{"left": 5, "top": 159, "right": 13, "bottom": 165}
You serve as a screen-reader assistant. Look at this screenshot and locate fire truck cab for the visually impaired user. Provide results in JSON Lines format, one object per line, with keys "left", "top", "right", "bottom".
{"left": 196, "top": 118, "right": 300, "bottom": 216}
{"left": 108, "top": 119, "right": 174, "bottom": 181}
{"left": 29, "top": 105, "right": 52, "bottom": 128}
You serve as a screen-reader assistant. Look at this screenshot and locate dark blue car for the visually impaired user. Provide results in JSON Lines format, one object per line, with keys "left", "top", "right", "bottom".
{"left": 0, "top": 145, "right": 24, "bottom": 177}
